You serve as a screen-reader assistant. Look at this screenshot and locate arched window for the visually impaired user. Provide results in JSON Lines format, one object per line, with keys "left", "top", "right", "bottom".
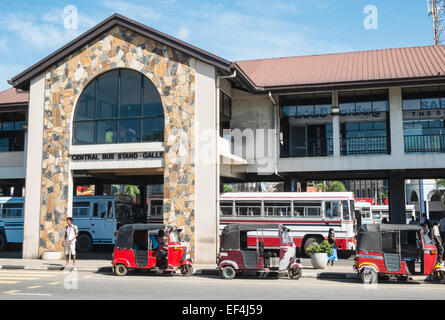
{"left": 410, "top": 191, "right": 419, "bottom": 202}
{"left": 73, "top": 69, "right": 164, "bottom": 145}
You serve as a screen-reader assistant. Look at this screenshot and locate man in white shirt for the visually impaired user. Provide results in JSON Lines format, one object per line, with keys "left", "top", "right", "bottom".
{"left": 432, "top": 220, "right": 443, "bottom": 265}
{"left": 64, "top": 217, "right": 78, "bottom": 267}
{"left": 440, "top": 216, "right": 445, "bottom": 246}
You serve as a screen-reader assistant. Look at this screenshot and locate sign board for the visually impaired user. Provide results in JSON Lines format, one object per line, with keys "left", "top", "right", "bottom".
{"left": 70, "top": 152, "right": 163, "bottom": 162}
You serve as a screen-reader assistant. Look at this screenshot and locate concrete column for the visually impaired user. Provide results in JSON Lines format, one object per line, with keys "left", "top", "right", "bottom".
{"left": 332, "top": 91, "right": 341, "bottom": 157}
{"left": 388, "top": 173, "right": 406, "bottom": 224}
{"left": 194, "top": 60, "right": 218, "bottom": 264}
{"left": 389, "top": 87, "right": 404, "bottom": 157}
{"left": 23, "top": 73, "right": 45, "bottom": 259}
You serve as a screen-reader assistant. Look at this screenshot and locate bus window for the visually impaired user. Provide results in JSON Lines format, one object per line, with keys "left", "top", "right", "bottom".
{"left": 2, "top": 203, "right": 23, "bottom": 218}
{"left": 325, "top": 202, "right": 341, "bottom": 219}
{"left": 294, "top": 206, "right": 305, "bottom": 217}
{"left": 107, "top": 201, "right": 113, "bottom": 219}
{"left": 93, "top": 203, "right": 99, "bottom": 217}
{"left": 73, "top": 202, "right": 90, "bottom": 218}
{"left": 342, "top": 200, "right": 350, "bottom": 220}
{"left": 99, "top": 202, "right": 107, "bottom": 218}
{"left": 264, "top": 201, "right": 291, "bottom": 217}
{"left": 306, "top": 207, "right": 321, "bottom": 217}
{"left": 150, "top": 200, "right": 163, "bottom": 216}
{"left": 220, "top": 201, "right": 234, "bottom": 216}
{"left": 235, "top": 201, "right": 261, "bottom": 216}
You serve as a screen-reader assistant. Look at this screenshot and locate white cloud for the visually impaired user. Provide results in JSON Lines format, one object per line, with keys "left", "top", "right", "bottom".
{"left": 177, "top": 26, "right": 191, "bottom": 40}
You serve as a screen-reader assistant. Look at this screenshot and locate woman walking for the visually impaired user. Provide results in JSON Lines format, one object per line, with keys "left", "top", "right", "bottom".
{"left": 327, "top": 228, "right": 338, "bottom": 266}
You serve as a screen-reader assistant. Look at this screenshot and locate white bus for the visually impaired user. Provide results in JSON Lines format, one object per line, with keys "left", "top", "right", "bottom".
{"left": 370, "top": 204, "right": 416, "bottom": 224}
{"left": 0, "top": 195, "right": 136, "bottom": 252}
{"left": 354, "top": 201, "right": 374, "bottom": 225}
{"left": 218, "top": 192, "right": 357, "bottom": 257}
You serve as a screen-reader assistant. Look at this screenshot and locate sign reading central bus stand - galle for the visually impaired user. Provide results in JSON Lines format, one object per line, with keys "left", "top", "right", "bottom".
{"left": 70, "top": 152, "right": 163, "bottom": 161}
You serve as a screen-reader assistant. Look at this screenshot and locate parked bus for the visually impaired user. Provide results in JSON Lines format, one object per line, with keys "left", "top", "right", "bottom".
{"left": 218, "top": 192, "right": 357, "bottom": 257}
{"left": 354, "top": 201, "right": 373, "bottom": 225}
{"left": 370, "top": 204, "right": 416, "bottom": 224}
{"left": 0, "top": 195, "right": 136, "bottom": 252}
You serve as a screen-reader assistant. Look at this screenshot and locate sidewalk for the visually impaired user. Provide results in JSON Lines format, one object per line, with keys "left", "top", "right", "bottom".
{"left": 0, "top": 256, "right": 357, "bottom": 279}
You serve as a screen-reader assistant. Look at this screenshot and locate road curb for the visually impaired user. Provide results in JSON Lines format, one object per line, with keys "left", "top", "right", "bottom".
{"left": 0, "top": 264, "right": 357, "bottom": 280}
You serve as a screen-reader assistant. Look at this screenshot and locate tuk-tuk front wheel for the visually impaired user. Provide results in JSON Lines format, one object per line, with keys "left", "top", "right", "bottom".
{"left": 115, "top": 264, "right": 128, "bottom": 276}
{"left": 181, "top": 265, "right": 193, "bottom": 277}
{"left": 221, "top": 266, "right": 236, "bottom": 280}
{"left": 360, "top": 268, "right": 377, "bottom": 284}
{"left": 288, "top": 267, "right": 302, "bottom": 280}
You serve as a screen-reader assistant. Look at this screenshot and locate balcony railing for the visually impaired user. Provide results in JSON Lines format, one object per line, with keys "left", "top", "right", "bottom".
{"left": 340, "top": 136, "right": 388, "bottom": 156}
{"left": 404, "top": 134, "right": 445, "bottom": 154}
{"left": 281, "top": 138, "right": 333, "bottom": 158}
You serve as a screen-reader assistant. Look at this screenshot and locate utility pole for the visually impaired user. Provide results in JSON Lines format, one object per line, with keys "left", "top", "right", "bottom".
{"left": 428, "top": 0, "right": 445, "bottom": 44}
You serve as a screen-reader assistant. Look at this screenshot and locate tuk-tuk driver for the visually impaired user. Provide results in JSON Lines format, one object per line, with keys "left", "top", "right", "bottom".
{"left": 155, "top": 230, "right": 168, "bottom": 267}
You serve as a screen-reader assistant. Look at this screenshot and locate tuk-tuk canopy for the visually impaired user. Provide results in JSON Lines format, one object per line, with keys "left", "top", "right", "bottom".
{"left": 357, "top": 224, "right": 422, "bottom": 252}
{"left": 115, "top": 224, "right": 165, "bottom": 250}
{"left": 220, "top": 223, "right": 281, "bottom": 250}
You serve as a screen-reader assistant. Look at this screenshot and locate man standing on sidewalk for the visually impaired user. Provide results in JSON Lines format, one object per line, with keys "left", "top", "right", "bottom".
{"left": 432, "top": 220, "right": 444, "bottom": 266}
{"left": 64, "top": 217, "right": 78, "bottom": 268}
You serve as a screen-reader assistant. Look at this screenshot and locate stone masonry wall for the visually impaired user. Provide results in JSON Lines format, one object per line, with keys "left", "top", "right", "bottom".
{"left": 39, "top": 25, "right": 196, "bottom": 257}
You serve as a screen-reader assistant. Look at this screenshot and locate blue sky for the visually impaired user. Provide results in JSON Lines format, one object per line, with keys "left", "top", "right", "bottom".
{"left": 0, "top": 0, "right": 434, "bottom": 91}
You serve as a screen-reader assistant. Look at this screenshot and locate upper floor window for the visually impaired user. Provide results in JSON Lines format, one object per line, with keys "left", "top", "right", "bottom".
{"left": 402, "top": 86, "right": 445, "bottom": 110}
{"left": 73, "top": 69, "right": 164, "bottom": 146}
{"left": 281, "top": 92, "right": 332, "bottom": 118}
{"left": 339, "top": 89, "right": 388, "bottom": 115}
{"left": 0, "top": 112, "right": 26, "bottom": 152}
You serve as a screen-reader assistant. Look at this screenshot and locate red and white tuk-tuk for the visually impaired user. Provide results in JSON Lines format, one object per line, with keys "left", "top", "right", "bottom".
{"left": 112, "top": 224, "right": 193, "bottom": 276}
{"left": 218, "top": 223, "right": 302, "bottom": 280}
{"left": 354, "top": 224, "right": 437, "bottom": 283}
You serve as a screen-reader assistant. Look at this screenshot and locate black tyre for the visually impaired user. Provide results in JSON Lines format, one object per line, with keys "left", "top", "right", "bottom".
{"left": 288, "top": 267, "right": 302, "bottom": 280}
{"left": 360, "top": 268, "right": 378, "bottom": 285}
{"left": 115, "top": 264, "right": 128, "bottom": 276}
{"left": 0, "top": 233, "right": 7, "bottom": 251}
{"left": 181, "top": 265, "right": 193, "bottom": 277}
{"left": 76, "top": 233, "right": 93, "bottom": 253}
{"left": 303, "top": 237, "right": 321, "bottom": 257}
{"left": 221, "top": 266, "right": 236, "bottom": 280}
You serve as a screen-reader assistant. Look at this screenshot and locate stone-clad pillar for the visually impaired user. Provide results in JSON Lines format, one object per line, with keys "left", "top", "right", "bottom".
{"left": 36, "top": 26, "right": 197, "bottom": 258}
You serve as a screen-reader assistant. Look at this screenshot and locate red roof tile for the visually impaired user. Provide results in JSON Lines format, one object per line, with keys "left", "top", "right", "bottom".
{"left": 235, "top": 45, "right": 445, "bottom": 90}
{"left": 0, "top": 87, "right": 29, "bottom": 105}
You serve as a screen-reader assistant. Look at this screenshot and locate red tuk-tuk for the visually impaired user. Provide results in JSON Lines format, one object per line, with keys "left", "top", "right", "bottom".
{"left": 112, "top": 224, "right": 193, "bottom": 276}
{"left": 218, "top": 223, "right": 302, "bottom": 280}
{"left": 354, "top": 224, "right": 437, "bottom": 283}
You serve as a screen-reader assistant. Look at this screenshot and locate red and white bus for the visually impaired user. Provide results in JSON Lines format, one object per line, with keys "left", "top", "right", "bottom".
{"left": 147, "top": 192, "right": 357, "bottom": 257}
{"left": 219, "top": 192, "right": 357, "bottom": 257}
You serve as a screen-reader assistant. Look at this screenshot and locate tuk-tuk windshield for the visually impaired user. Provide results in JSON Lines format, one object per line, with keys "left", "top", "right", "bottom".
{"left": 169, "top": 230, "right": 181, "bottom": 243}
{"left": 281, "top": 229, "right": 293, "bottom": 245}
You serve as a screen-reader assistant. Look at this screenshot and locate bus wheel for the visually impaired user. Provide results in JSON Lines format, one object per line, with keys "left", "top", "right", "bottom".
{"left": 0, "top": 233, "right": 6, "bottom": 251}
{"left": 76, "top": 234, "right": 92, "bottom": 253}
{"left": 303, "top": 237, "right": 320, "bottom": 257}
{"left": 221, "top": 266, "right": 236, "bottom": 280}
{"left": 115, "top": 264, "right": 128, "bottom": 276}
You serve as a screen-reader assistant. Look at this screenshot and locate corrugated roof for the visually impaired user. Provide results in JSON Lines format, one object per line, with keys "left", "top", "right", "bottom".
{"left": 0, "top": 88, "right": 29, "bottom": 106}
{"left": 235, "top": 45, "right": 445, "bottom": 91}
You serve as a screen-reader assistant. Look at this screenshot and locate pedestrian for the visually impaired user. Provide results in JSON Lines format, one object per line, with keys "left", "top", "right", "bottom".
{"left": 409, "top": 217, "right": 418, "bottom": 225}
{"left": 327, "top": 228, "right": 338, "bottom": 266}
{"left": 381, "top": 218, "right": 389, "bottom": 224}
{"left": 440, "top": 216, "right": 445, "bottom": 246}
{"left": 420, "top": 213, "right": 430, "bottom": 227}
{"left": 433, "top": 220, "right": 444, "bottom": 266}
{"left": 64, "top": 217, "right": 78, "bottom": 268}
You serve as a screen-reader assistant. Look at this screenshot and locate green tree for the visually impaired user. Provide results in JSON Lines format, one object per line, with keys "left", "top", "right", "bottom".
{"left": 223, "top": 185, "right": 233, "bottom": 193}
{"left": 316, "top": 181, "right": 346, "bottom": 192}
{"left": 432, "top": 179, "right": 445, "bottom": 209}
{"left": 124, "top": 185, "right": 140, "bottom": 200}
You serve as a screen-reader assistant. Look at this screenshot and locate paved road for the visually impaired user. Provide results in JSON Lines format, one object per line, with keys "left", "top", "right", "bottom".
{"left": 0, "top": 269, "right": 444, "bottom": 301}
